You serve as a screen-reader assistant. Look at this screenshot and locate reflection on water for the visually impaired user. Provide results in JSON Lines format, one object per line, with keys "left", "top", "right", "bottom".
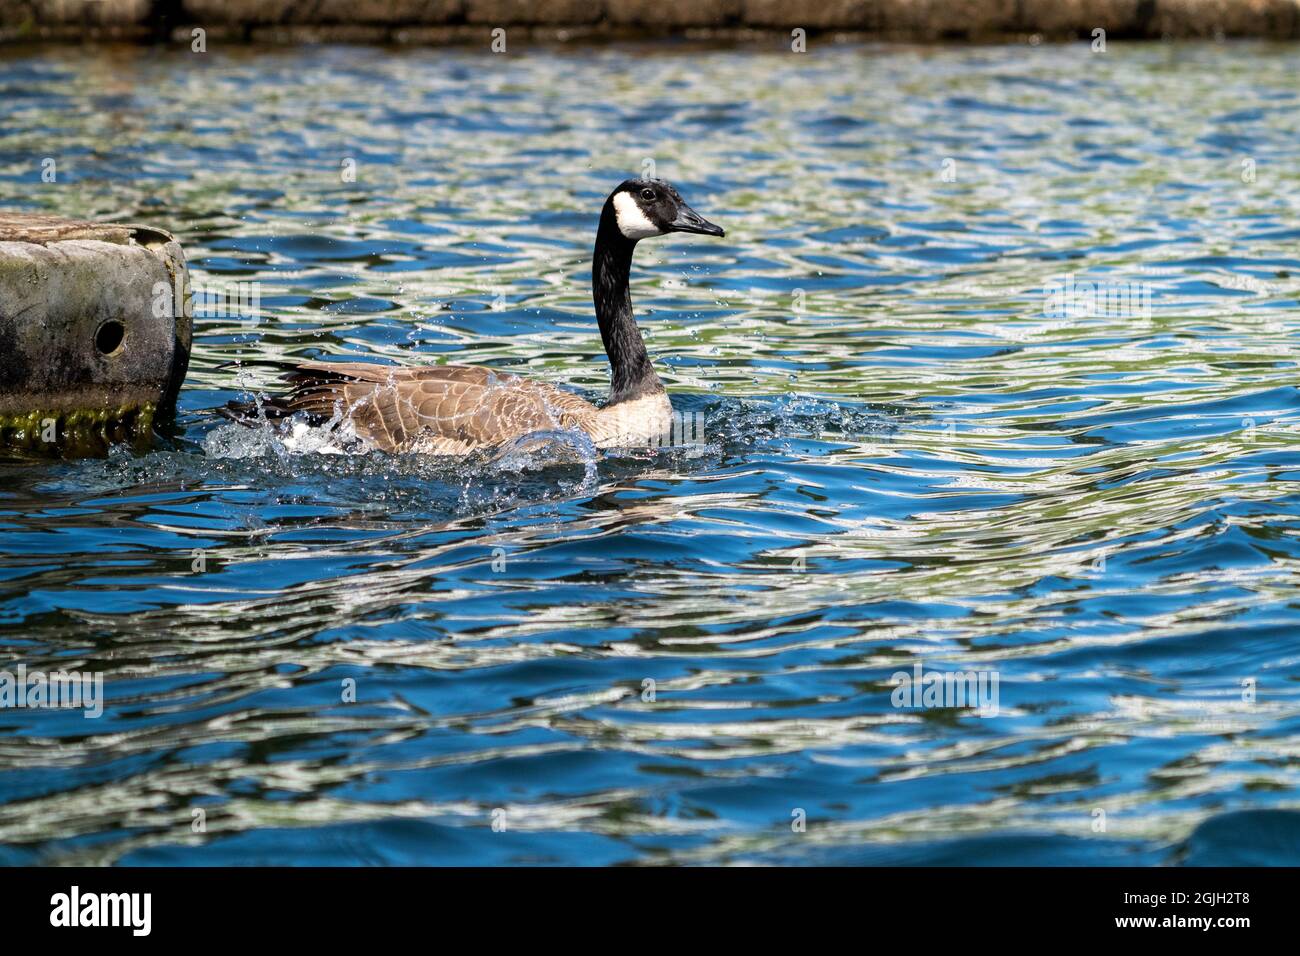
{"left": 1, "top": 41, "right": 1300, "bottom": 865}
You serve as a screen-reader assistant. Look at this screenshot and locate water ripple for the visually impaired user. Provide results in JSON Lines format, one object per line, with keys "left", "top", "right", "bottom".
{"left": 1, "top": 41, "right": 1299, "bottom": 866}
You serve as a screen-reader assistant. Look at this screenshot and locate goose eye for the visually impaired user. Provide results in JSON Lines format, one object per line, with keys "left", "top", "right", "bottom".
{"left": 640, "top": 188, "right": 656, "bottom": 202}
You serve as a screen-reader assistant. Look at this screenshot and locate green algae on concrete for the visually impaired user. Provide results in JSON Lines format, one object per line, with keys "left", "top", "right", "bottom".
{"left": 0, "top": 403, "right": 157, "bottom": 457}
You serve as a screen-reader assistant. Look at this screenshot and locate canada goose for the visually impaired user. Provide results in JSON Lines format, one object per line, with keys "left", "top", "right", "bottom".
{"left": 223, "top": 179, "right": 724, "bottom": 454}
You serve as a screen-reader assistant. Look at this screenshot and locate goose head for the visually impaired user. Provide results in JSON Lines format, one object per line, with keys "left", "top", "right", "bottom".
{"left": 607, "top": 178, "right": 725, "bottom": 241}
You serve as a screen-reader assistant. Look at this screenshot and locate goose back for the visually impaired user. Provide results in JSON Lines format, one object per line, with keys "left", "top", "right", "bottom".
{"left": 260, "top": 361, "right": 600, "bottom": 454}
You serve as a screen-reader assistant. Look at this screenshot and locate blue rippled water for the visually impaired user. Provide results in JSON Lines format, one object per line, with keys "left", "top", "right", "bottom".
{"left": 1, "top": 40, "right": 1299, "bottom": 866}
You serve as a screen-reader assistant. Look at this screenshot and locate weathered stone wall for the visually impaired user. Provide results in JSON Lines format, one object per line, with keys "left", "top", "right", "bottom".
{"left": 1, "top": 0, "right": 1298, "bottom": 42}
{"left": 0, "top": 215, "right": 191, "bottom": 455}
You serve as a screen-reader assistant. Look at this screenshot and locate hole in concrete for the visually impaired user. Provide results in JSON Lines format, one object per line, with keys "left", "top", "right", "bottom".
{"left": 95, "top": 320, "right": 125, "bottom": 355}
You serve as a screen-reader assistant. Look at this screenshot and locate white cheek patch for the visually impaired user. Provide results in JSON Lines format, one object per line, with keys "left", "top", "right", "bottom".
{"left": 613, "top": 191, "right": 662, "bottom": 239}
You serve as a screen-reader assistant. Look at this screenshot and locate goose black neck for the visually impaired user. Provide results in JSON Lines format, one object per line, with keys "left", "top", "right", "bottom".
{"left": 593, "top": 205, "right": 662, "bottom": 405}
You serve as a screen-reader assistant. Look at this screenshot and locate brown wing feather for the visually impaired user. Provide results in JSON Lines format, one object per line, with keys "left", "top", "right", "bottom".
{"left": 276, "top": 362, "right": 598, "bottom": 453}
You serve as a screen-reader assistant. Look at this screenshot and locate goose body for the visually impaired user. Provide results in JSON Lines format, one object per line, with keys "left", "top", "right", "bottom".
{"left": 225, "top": 180, "right": 723, "bottom": 454}
{"left": 264, "top": 361, "right": 673, "bottom": 455}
